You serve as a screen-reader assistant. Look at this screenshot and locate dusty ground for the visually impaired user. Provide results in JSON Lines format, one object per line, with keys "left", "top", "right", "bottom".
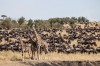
{"left": 0, "top": 60, "right": 100, "bottom": 66}
{"left": 0, "top": 51, "right": 100, "bottom": 61}
{"left": 0, "top": 51, "right": 100, "bottom": 66}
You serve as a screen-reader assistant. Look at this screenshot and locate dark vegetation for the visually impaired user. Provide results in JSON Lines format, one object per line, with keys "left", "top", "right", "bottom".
{"left": 0, "top": 15, "right": 89, "bottom": 30}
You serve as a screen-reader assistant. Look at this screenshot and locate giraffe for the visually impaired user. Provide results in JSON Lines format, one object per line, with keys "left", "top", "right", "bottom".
{"left": 28, "top": 35, "right": 39, "bottom": 60}
{"left": 19, "top": 36, "right": 31, "bottom": 61}
{"left": 19, "top": 36, "right": 25, "bottom": 61}
{"left": 19, "top": 25, "right": 49, "bottom": 61}
{"left": 31, "top": 25, "right": 49, "bottom": 60}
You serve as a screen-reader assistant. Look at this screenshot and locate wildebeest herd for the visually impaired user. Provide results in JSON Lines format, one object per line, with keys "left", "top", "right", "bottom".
{"left": 0, "top": 22, "right": 100, "bottom": 60}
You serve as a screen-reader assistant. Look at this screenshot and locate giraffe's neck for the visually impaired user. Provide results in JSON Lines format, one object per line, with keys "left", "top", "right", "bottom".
{"left": 32, "top": 26, "right": 41, "bottom": 41}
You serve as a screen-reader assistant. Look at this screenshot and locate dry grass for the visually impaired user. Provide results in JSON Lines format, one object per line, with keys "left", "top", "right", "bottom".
{"left": 40, "top": 52, "right": 100, "bottom": 61}
{"left": 0, "top": 51, "right": 23, "bottom": 63}
{"left": 0, "top": 51, "right": 100, "bottom": 63}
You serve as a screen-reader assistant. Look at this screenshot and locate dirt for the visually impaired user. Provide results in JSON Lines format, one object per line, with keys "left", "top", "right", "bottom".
{"left": 0, "top": 60, "right": 100, "bottom": 66}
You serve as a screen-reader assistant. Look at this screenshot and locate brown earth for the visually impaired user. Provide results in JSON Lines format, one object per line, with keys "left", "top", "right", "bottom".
{"left": 0, "top": 51, "right": 100, "bottom": 66}
{"left": 0, "top": 60, "right": 100, "bottom": 66}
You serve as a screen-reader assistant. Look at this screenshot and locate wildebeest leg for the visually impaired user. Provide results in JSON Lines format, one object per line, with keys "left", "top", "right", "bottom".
{"left": 95, "top": 50, "right": 97, "bottom": 54}
{"left": 88, "top": 51, "right": 90, "bottom": 54}
{"left": 81, "top": 49, "right": 85, "bottom": 54}
{"left": 93, "top": 49, "right": 97, "bottom": 54}
{"left": 11, "top": 47, "right": 14, "bottom": 52}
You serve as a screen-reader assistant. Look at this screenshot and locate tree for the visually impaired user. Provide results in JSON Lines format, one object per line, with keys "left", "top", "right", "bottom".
{"left": 48, "top": 19, "right": 53, "bottom": 28}
{"left": 34, "top": 20, "right": 44, "bottom": 29}
{"left": 71, "top": 17, "right": 77, "bottom": 22}
{"left": 1, "top": 17, "right": 12, "bottom": 29}
{"left": 1, "top": 15, "right": 7, "bottom": 19}
{"left": 69, "top": 18, "right": 76, "bottom": 28}
{"left": 27, "top": 19, "right": 33, "bottom": 28}
{"left": 78, "top": 17, "right": 89, "bottom": 22}
{"left": 18, "top": 17, "right": 25, "bottom": 25}
{"left": 11, "top": 20, "right": 19, "bottom": 28}
{"left": 78, "top": 17, "right": 81, "bottom": 22}
{"left": 63, "top": 17, "right": 70, "bottom": 24}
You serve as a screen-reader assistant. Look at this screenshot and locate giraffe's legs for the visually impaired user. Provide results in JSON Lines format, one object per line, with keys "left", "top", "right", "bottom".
{"left": 31, "top": 45, "right": 34, "bottom": 60}
{"left": 31, "top": 50, "right": 34, "bottom": 60}
{"left": 28, "top": 48, "right": 31, "bottom": 59}
{"left": 37, "top": 46, "right": 40, "bottom": 60}
{"left": 22, "top": 49, "right": 24, "bottom": 61}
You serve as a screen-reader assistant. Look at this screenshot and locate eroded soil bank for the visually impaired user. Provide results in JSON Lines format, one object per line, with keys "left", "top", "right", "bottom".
{"left": 0, "top": 61, "right": 100, "bottom": 66}
{"left": 33, "top": 61, "right": 100, "bottom": 66}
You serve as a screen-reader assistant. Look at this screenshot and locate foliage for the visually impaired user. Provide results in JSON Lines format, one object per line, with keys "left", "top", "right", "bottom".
{"left": 1, "top": 17, "right": 12, "bottom": 29}
{"left": 27, "top": 19, "right": 33, "bottom": 28}
{"left": 0, "top": 15, "right": 90, "bottom": 29}
{"left": 18, "top": 17, "right": 25, "bottom": 26}
{"left": 11, "top": 20, "right": 19, "bottom": 28}
{"left": 78, "top": 17, "right": 89, "bottom": 22}
{"left": 1, "top": 15, "right": 7, "bottom": 19}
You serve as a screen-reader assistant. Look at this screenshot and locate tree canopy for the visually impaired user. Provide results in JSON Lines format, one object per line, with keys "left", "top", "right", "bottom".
{"left": 0, "top": 15, "right": 90, "bottom": 30}
{"left": 18, "top": 17, "right": 25, "bottom": 25}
